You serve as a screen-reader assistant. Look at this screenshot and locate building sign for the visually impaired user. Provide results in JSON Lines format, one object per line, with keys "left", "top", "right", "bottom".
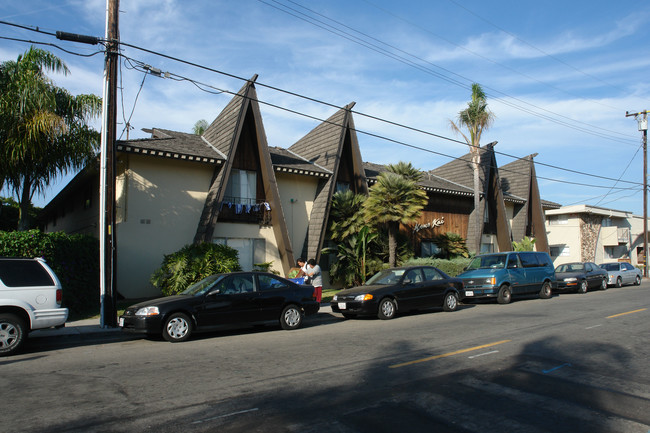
{"left": 413, "top": 216, "right": 445, "bottom": 233}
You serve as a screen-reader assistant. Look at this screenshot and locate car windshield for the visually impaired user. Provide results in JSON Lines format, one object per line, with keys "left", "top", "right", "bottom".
{"left": 600, "top": 263, "right": 619, "bottom": 271}
{"left": 556, "top": 263, "right": 584, "bottom": 273}
{"left": 365, "top": 269, "right": 406, "bottom": 285}
{"left": 180, "top": 274, "right": 225, "bottom": 296}
{"left": 466, "top": 254, "right": 507, "bottom": 270}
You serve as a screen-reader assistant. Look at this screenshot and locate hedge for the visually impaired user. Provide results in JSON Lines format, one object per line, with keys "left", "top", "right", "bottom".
{"left": 0, "top": 230, "right": 99, "bottom": 319}
{"left": 403, "top": 256, "right": 473, "bottom": 277}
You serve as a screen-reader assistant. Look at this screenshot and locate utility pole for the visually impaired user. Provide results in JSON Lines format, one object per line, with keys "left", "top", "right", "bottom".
{"left": 626, "top": 110, "right": 648, "bottom": 278}
{"left": 99, "top": 0, "right": 119, "bottom": 327}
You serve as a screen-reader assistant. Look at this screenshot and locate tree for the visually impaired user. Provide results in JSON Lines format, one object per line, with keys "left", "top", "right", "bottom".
{"left": 363, "top": 166, "right": 428, "bottom": 267}
{"left": 193, "top": 119, "right": 208, "bottom": 135}
{"left": 449, "top": 83, "right": 495, "bottom": 253}
{"left": 513, "top": 236, "right": 536, "bottom": 251}
{"left": 328, "top": 190, "right": 366, "bottom": 241}
{"left": 0, "top": 47, "right": 101, "bottom": 230}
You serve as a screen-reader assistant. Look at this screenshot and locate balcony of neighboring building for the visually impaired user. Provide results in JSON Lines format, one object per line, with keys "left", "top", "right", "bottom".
{"left": 601, "top": 226, "right": 629, "bottom": 246}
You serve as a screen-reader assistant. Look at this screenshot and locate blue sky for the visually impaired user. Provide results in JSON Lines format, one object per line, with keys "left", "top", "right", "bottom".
{"left": 1, "top": 0, "right": 649, "bottom": 215}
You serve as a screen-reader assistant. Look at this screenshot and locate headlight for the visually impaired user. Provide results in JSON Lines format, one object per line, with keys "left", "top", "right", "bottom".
{"left": 354, "top": 294, "right": 374, "bottom": 302}
{"left": 135, "top": 306, "right": 160, "bottom": 316}
{"left": 332, "top": 295, "right": 338, "bottom": 301}
{"left": 485, "top": 277, "right": 496, "bottom": 285}
{"left": 563, "top": 277, "right": 577, "bottom": 282}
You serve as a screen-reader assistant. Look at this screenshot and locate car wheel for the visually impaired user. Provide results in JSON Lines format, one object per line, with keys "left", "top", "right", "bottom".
{"left": 377, "top": 298, "right": 397, "bottom": 320}
{"left": 280, "top": 305, "right": 303, "bottom": 330}
{"left": 615, "top": 277, "right": 622, "bottom": 288}
{"left": 443, "top": 292, "right": 459, "bottom": 312}
{"left": 497, "top": 285, "right": 511, "bottom": 304}
{"left": 163, "top": 312, "right": 192, "bottom": 342}
{"left": 0, "top": 314, "right": 27, "bottom": 357}
{"left": 577, "top": 280, "right": 588, "bottom": 294}
{"left": 600, "top": 278, "right": 608, "bottom": 291}
{"left": 539, "top": 281, "right": 552, "bottom": 299}
{"left": 635, "top": 275, "right": 641, "bottom": 286}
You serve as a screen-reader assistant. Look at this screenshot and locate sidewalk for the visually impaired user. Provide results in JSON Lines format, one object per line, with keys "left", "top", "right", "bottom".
{"left": 29, "top": 304, "right": 335, "bottom": 340}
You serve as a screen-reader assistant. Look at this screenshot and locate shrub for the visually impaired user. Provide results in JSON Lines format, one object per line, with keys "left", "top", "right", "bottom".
{"left": 151, "top": 242, "right": 241, "bottom": 296}
{"left": 0, "top": 229, "right": 100, "bottom": 318}
{"left": 403, "top": 256, "right": 472, "bottom": 277}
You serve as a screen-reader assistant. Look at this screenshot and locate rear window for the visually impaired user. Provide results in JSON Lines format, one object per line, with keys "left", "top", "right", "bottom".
{"left": 0, "top": 259, "right": 55, "bottom": 287}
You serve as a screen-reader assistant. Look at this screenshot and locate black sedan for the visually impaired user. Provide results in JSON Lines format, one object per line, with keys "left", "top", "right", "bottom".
{"left": 330, "top": 266, "right": 464, "bottom": 320}
{"left": 119, "top": 272, "right": 320, "bottom": 342}
{"left": 555, "top": 262, "right": 608, "bottom": 293}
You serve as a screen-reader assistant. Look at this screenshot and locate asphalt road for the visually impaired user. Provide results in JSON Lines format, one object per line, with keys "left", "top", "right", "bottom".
{"left": 3, "top": 283, "right": 649, "bottom": 433}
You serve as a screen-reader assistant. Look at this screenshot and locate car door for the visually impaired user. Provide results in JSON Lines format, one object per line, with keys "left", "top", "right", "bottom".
{"left": 622, "top": 263, "right": 635, "bottom": 284}
{"left": 393, "top": 268, "right": 429, "bottom": 310}
{"left": 256, "top": 274, "right": 293, "bottom": 321}
{"left": 196, "top": 273, "right": 257, "bottom": 327}
{"left": 584, "top": 263, "right": 599, "bottom": 288}
{"left": 506, "top": 253, "right": 527, "bottom": 294}
{"left": 422, "top": 267, "right": 448, "bottom": 307}
{"left": 518, "top": 252, "right": 542, "bottom": 294}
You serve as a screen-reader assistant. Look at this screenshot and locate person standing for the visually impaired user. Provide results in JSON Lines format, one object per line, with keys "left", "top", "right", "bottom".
{"left": 305, "top": 258, "right": 323, "bottom": 302}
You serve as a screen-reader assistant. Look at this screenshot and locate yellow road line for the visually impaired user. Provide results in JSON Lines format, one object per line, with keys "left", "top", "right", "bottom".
{"left": 389, "top": 340, "right": 511, "bottom": 369}
{"left": 606, "top": 308, "right": 647, "bottom": 319}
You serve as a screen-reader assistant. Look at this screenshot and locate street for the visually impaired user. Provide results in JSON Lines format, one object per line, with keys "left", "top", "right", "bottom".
{"left": 3, "top": 283, "right": 650, "bottom": 433}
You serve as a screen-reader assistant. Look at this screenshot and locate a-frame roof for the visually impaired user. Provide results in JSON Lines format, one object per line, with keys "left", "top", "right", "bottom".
{"left": 193, "top": 76, "right": 294, "bottom": 273}
{"left": 288, "top": 103, "right": 367, "bottom": 261}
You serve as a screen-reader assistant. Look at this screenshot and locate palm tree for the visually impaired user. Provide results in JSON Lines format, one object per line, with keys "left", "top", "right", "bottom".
{"left": 363, "top": 170, "right": 428, "bottom": 267}
{"left": 0, "top": 47, "right": 101, "bottom": 229}
{"left": 449, "top": 83, "right": 495, "bottom": 253}
{"left": 386, "top": 161, "right": 423, "bottom": 182}
{"left": 192, "top": 119, "right": 208, "bottom": 135}
{"left": 328, "top": 190, "right": 366, "bottom": 241}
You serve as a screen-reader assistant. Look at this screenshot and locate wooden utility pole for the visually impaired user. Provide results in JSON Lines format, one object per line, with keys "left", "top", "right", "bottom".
{"left": 626, "top": 110, "right": 648, "bottom": 278}
{"left": 100, "top": 0, "right": 119, "bottom": 327}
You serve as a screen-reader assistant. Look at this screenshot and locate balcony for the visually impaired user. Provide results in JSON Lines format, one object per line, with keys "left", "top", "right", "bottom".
{"left": 218, "top": 197, "right": 272, "bottom": 225}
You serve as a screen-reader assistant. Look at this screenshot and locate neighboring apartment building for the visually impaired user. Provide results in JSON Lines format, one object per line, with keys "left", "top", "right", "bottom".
{"left": 545, "top": 204, "right": 644, "bottom": 266}
{"left": 41, "top": 75, "right": 558, "bottom": 299}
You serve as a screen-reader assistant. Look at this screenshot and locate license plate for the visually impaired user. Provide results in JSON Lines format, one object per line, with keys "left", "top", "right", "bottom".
{"left": 119, "top": 317, "right": 124, "bottom": 327}
{"left": 465, "top": 291, "right": 474, "bottom": 297}
{"left": 338, "top": 302, "right": 347, "bottom": 310}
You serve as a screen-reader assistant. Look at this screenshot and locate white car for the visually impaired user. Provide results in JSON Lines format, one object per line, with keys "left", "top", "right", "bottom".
{"left": 0, "top": 257, "right": 69, "bottom": 356}
{"left": 599, "top": 262, "right": 642, "bottom": 287}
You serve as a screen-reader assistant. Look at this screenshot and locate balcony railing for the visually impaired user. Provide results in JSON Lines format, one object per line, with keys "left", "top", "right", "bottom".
{"left": 219, "top": 197, "right": 272, "bottom": 225}
{"left": 617, "top": 227, "right": 629, "bottom": 243}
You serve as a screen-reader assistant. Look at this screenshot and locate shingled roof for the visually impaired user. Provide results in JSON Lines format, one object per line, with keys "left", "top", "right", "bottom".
{"left": 192, "top": 76, "right": 294, "bottom": 273}
{"left": 116, "top": 128, "right": 225, "bottom": 164}
{"left": 269, "top": 146, "right": 332, "bottom": 178}
{"left": 288, "top": 103, "right": 367, "bottom": 261}
{"left": 363, "top": 161, "right": 473, "bottom": 196}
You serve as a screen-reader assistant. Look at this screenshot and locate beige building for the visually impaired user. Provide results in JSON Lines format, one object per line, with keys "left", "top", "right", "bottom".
{"left": 42, "top": 75, "right": 558, "bottom": 299}
{"left": 545, "top": 204, "right": 644, "bottom": 267}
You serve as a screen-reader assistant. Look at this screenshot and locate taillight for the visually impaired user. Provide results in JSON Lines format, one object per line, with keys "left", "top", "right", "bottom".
{"left": 56, "top": 289, "right": 63, "bottom": 305}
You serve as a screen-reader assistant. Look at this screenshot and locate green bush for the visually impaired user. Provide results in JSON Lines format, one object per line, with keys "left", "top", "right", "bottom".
{"left": 151, "top": 242, "right": 241, "bottom": 296}
{"left": 0, "top": 229, "right": 100, "bottom": 318}
{"left": 403, "top": 256, "right": 472, "bottom": 277}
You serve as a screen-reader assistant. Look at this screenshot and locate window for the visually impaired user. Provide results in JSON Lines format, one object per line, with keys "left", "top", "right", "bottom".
{"left": 258, "top": 275, "right": 288, "bottom": 291}
{"left": 213, "top": 238, "right": 265, "bottom": 271}
{"left": 480, "top": 243, "right": 495, "bottom": 254}
{"left": 550, "top": 245, "right": 570, "bottom": 257}
{"left": 0, "top": 260, "right": 54, "bottom": 287}
{"left": 602, "top": 218, "right": 612, "bottom": 227}
{"left": 421, "top": 241, "right": 441, "bottom": 257}
{"left": 623, "top": 263, "right": 634, "bottom": 271}
{"left": 405, "top": 269, "right": 423, "bottom": 283}
{"left": 335, "top": 182, "right": 350, "bottom": 194}
{"left": 225, "top": 169, "right": 257, "bottom": 204}
{"left": 214, "top": 274, "right": 254, "bottom": 294}
{"left": 507, "top": 254, "right": 520, "bottom": 269}
{"left": 423, "top": 267, "right": 444, "bottom": 281}
{"left": 519, "top": 252, "right": 540, "bottom": 268}
{"left": 550, "top": 215, "right": 568, "bottom": 225}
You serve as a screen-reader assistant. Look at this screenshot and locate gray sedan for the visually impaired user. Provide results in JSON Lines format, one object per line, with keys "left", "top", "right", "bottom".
{"left": 599, "top": 262, "right": 642, "bottom": 287}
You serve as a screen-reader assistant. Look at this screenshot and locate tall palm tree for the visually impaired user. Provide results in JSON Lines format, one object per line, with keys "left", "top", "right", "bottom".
{"left": 386, "top": 161, "right": 423, "bottom": 182}
{"left": 363, "top": 170, "right": 428, "bottom": 267}
{"left": 449, "top": 83, "right": 495, "bottom": 253}
{"left": 328, "top": 189, "right": 366, "bottom": 241}
{"left": 0, "top": 47, "right": 101, "bottom": 229}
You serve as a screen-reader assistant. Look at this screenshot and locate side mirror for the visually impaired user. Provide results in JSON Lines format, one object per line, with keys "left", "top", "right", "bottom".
{"left": 402, "top": 278, "right": 412, "bottom": 285}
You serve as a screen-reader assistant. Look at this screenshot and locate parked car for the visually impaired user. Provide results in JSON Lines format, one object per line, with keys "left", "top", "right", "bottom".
{"left": 0, "top": 257, "right": 69, "bottom": 356}
{"left": 457, "top": 251, "right": 555, "bottom": 304}
{"left": 599, "top": 262, "right": 642, "bottom": 287}
{"left": 555, "top": 262, "right": 608, "bottom": 293}
{"left": 330, "top": 266, "right": 464, "bottom": 320}
{"left": 119, "top": 272, "right": 320, "bottom": 342}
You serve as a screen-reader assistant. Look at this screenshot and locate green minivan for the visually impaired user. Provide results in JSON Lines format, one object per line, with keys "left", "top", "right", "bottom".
{"left": 457, "top": 251, "right": 556, "bottom": 304}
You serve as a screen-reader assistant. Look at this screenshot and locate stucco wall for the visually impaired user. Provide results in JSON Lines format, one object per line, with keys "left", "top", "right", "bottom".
{"left": 546, "top": 215, "right": 581, "bottom": 266}
{"left": 275, "top": 172, "right": 319, "bottom": 261}
{"left": 116, "top": 155, "right": 213, "bottom": 298}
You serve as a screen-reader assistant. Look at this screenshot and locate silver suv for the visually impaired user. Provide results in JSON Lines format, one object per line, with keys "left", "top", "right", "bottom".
{"left": 0, "top": 257, "right": 69, "bottom": 356}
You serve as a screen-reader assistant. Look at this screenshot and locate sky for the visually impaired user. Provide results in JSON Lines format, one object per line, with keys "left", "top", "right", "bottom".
{"left": 1, "top": 0, "right": 649, "bottom": 215}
